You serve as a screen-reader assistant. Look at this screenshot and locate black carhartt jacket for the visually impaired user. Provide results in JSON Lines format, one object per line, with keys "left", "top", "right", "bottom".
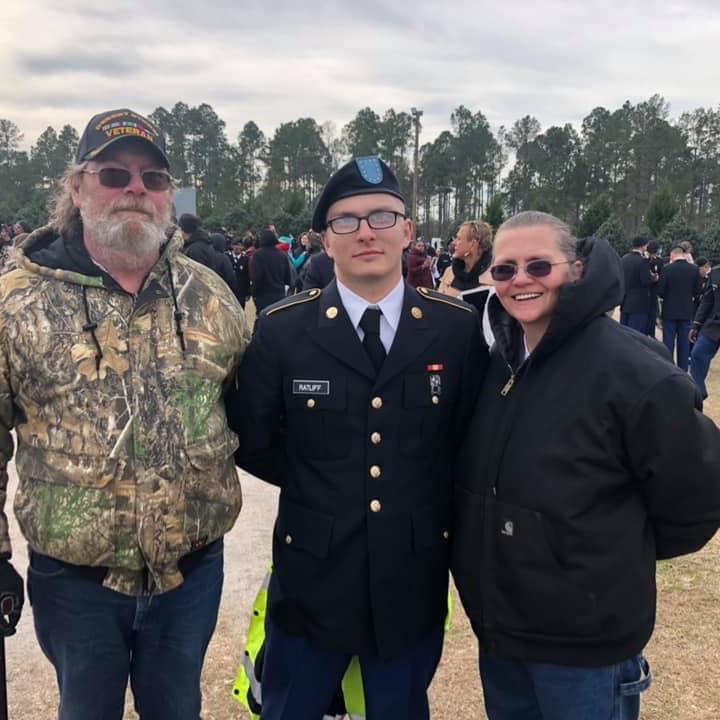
{"left": 452, "top": 238, "right": 720, "bottom": 667}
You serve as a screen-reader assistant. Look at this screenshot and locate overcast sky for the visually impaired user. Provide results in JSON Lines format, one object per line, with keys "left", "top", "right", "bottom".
{"left": 2, "top": 0, "right": 719, "bottom": 150}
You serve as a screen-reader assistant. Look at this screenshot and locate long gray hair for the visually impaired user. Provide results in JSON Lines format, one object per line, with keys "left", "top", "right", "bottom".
{"left": 48, "top": 162, "right": 85, "bottom": 237}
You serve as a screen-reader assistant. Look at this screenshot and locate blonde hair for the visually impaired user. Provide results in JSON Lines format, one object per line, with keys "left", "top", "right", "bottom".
{"left": 459, "top": 220, "right": 493, "bottom": 252}
{"left": 49, "top": 162, "right": 85, "bottom": 237}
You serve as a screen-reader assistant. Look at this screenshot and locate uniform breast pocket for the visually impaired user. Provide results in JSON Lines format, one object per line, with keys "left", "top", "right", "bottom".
{"left": 283, "top": 376, "right": 349, "bottom": 460}
{"left": 400, "top": 372, "right": 442, "bottom": 454}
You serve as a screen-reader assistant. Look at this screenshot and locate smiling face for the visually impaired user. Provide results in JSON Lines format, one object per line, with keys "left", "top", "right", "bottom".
{"left": 322, "top": 193, "right": 411, "bottom": 297}
{"left": 492, "top": 224, "right": 582, "bottom": 344}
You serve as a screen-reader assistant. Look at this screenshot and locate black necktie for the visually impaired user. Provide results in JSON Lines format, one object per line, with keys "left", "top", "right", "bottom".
{"left": 359, "top": 307, "right": 386, "bottom": 374}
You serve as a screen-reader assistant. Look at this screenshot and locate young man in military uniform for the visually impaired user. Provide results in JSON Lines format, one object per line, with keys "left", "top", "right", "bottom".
{"left": 230, "top": 156, "right": 487, "bottom": 719}
{"left": 0, "top": 108, "right": 248, "bottom": 719}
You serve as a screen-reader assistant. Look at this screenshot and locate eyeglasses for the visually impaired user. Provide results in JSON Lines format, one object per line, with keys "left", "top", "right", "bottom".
{"left": 326, "top": 210, "right": 405, "bottom": 235}
{"left": 81, "top": 167, "right": 172, "bottom": 192}
{"left": 490, "top": 259, "right": 574, "bottom": 282}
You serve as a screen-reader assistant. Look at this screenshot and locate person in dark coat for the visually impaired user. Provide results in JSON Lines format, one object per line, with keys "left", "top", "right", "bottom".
{"left": 229, "top": 156, "right": 487, "bottom": 720}
{"left": 658, "top": 246, "right": 703, "bottom": 370}
{"left": 406, "top": 239, "right": 434, "bottom": 288}
{"left": 690, "top": 266, "right": 720, "bottom": 398}
{"left": 229, "top": 237, "right": 251, "bottom": 308}
{"left": 209, "top": 232, "right": 241, "bottom": 299}
{"left": 452, "top": 212, "right": 720, "bottom": 720}
{"left": 620, "top": 236, "right": 655, "bottom": 333}
{"left": 646, "top": 239, "right": 664, "bottom": 336}
{"left": 250, "top": 229, "right": 291, "bottom": 315}
{"left": 301, "top": 247, "right": 335, "bottom": 290}
{"left": 179, "top": 214, "right": 218, "bottom": 270}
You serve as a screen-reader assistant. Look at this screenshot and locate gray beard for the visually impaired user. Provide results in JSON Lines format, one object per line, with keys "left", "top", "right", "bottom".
{"left": 82, "top": 213, "right": 167, "bottom": 274}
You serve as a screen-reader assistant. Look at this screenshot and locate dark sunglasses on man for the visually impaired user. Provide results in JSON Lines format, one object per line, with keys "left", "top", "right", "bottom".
{"left": 490, "top": 259, "right": 574, "bottom": 282}
{"left": 81, "top": 167, "right": 172, "bottom": 192}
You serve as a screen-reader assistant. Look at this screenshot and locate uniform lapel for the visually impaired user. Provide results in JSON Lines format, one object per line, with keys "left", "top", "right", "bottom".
{"left": 307, "top": 280, "right": 377, "bottom": 380}
{"left": 375, "top": 284, "right": 436, "bottom": 389}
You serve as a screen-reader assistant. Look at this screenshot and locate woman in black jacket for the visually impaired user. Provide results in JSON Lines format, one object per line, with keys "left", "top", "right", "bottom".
{"left": 452, "top": 211, "right": 720, "bottom": 720}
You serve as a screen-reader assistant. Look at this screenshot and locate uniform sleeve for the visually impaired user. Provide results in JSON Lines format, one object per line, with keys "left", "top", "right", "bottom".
{"left": 227, "top": 316, "right": 286, "bottom": 486}
{"left": 626, "top": 373, "right": 720, "bottom": 559}
{"left": 0, "top": 316, "right": 14, "bottom": 557}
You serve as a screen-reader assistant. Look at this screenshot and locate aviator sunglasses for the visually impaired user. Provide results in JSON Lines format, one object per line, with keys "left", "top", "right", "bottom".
{"left": 490, "top": 259, "right": 574, "bottom": 282}
{"left": 81, "top": 167, "right": 172, "bottom": 192}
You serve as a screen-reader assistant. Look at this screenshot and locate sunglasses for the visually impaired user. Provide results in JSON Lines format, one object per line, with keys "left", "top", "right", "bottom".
{"left": 490, "top": 259, "right": 573, "bottom": 282}
{"left": 81, "top": 167, "right": 172, "bottom": 192}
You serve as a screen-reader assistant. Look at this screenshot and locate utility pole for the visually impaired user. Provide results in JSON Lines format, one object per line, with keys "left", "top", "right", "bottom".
{"left": 410, "top": 107, "right": 423, "bottom": 235}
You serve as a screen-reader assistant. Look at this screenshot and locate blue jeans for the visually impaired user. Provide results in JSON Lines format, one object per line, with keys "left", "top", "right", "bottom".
{"left": 262, "top": 619, "right": 444, "bottom": 720}
{"left": 662, "top": 319, "right": 692, "bottom": 371}
{"left": 690, "top": 334, "right": 720, "bottom": 399}
{"left": 621, "top": 312, "right": 649, "bottom": 334}
{"left": 480, "top": 652, "right": 651, "bottom": 720}
{"left": 28, "top": 541, "right": 224, "bottom": 720}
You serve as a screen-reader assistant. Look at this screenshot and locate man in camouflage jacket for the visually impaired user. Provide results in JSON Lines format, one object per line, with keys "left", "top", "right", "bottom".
{"left": 0, "top": 109, "right": 248, "bottom": 720}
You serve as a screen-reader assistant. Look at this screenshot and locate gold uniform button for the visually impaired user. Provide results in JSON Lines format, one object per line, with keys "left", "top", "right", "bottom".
{"left": 411, "top": 306, "right": 423, "bottom": 320}
{"left": 370, "top": 499, "right": 382, "bottom": 513}
{"left": 370, "top": 432, "right": 382, "bottom": 445}
{"left": 306, "top": 398, "right": 316, "bottom": 409}
{"left": 285, "top": 535, "right": 293, "bottom": 544}
{"left": 369, "top": 465, "right": 382, "bottom": 479}
{"left": 371, "top": 397, "right": 383, "bottom": 409}
{"left": 443, "top": 531, "right": 450, "bottom": 540}
{"left": 325, "top": 306, "right": 338, "bottom": 319}
{"left": 432, "top": 395, "right": 440, "bottom": 405}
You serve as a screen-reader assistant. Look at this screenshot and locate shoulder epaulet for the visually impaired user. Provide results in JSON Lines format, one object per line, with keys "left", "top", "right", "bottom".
{"left": 416, "top": 286, "right": 473, "bottom": 312}
{"left": 264, "top": 288, "right": 323, "bottom": 316}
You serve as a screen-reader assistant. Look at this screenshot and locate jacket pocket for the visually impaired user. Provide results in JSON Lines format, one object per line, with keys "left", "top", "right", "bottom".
{"left": 283, "top": 376, "right": 349, "bottom": 459}
{"left": 399, "top": 373, "right": 440, "bottom": 454}
{"left": 183, "top": 426, "right": 242, "bottom": 548}
{"left": 14, "top": 452, "right": 119, "bottom": 566}
{"left": 490, "top": 500, "right": 598, "bottom": 638}
{"left": 275, "top": 499, "right": 334, "bottom": 559}
{"left": 413, "top": 504, "right": 451, "bottom": 551}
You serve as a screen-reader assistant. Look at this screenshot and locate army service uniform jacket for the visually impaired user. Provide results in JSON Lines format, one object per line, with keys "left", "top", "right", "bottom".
{"left": 231, "top": 280, "right": 487, "bottom": 659}
{"left": 0, "top": 226, "right": 249, "bottom": 595}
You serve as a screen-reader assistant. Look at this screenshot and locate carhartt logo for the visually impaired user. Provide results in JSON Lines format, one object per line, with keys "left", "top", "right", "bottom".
{"left": 292, "top": 380, "right": 330, "bottom": 395}
{"left": 501, "top": 520, "right": 514, "bottom": 537}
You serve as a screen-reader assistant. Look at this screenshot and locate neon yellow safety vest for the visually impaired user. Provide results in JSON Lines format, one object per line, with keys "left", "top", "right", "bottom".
{"left": 232, "top": 570, "right": 453, "bottom": 719}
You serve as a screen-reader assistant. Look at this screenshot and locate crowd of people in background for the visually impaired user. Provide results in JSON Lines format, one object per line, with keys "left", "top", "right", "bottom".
{"left": 3, "top": 211, "right": 720, "bottom": 398}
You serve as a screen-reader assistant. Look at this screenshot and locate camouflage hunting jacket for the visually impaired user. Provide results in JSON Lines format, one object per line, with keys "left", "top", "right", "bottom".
{"left": 0, "top": 225, "right": 249, "bottom": 595}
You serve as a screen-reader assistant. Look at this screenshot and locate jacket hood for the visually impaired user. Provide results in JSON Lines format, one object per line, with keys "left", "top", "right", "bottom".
{"left": 489, "top": 236, "right": 624, "bottom": 369}
{"left": 16, "top": 224, "right": 183, "bottom": 289}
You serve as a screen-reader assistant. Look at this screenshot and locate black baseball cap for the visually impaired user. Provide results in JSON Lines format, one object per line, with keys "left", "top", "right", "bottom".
{"left": 312, "top": 156, "right": 405, "bottom": 232}
{"left": 75, "top": 108, "right": 169, "bottom": 167}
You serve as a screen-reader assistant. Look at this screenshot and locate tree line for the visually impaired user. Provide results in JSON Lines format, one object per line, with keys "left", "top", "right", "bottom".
{"left": 2, "top": 94, "right": 720, "bottom": 262}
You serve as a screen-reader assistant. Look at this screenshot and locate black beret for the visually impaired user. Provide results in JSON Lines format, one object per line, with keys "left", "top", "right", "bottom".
{"left": 312, "top": 156, "right": 405, "bottom": 232}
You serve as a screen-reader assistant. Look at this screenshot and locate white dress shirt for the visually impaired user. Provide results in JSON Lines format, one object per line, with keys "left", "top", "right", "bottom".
{"left": 336, "top": 278, "right": 405, "bottom": 354}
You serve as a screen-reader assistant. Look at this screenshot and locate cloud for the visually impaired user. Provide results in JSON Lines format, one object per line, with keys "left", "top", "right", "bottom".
{"left": 1, "top": 0, "right": 720, "bottom": 152}
{"left": 16, "top": 51, "right": 141, "bottom": 77}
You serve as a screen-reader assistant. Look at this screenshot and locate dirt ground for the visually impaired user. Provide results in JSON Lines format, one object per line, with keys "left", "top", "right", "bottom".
{"left": 4, "top": 322, "right": 720, "bottom": 719}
